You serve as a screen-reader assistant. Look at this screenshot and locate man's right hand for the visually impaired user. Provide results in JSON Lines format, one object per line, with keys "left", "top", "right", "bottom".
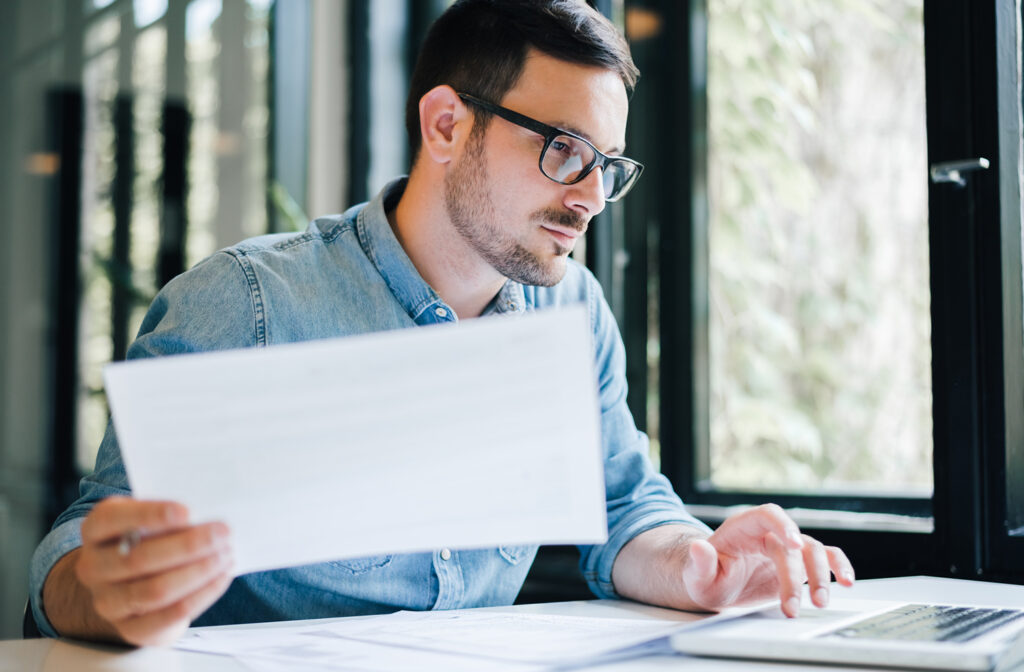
{"left": 42, "top": 497, "right": 233, "bottom": 646}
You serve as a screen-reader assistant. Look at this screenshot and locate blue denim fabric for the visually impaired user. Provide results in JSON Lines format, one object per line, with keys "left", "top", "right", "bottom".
{"left": 29, "top": 178, "right": 707, "bottom": 637}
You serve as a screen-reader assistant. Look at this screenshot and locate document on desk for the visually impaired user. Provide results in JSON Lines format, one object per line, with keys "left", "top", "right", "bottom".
{"left": 104, "top": 306, "right": 606, "bottom": 576}
{"left": 177, "top": 607, "right": 747, "bottom": 671}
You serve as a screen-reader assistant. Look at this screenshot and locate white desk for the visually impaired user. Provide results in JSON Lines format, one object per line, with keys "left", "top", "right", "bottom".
{"left": 3, "top": 577, "right": 1024, "bottom": 671}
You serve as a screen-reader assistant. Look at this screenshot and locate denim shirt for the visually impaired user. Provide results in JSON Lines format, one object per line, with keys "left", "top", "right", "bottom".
{"left": 29, "top": 178, "right": 705, "bottom": 637}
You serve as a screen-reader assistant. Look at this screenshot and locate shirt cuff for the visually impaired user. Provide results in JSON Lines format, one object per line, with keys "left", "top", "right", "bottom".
{"left": 29, "top": 517, "right": 86, "bottom": 638}
{"left": 584, "top": 511, "right": 712, "bottom": 600}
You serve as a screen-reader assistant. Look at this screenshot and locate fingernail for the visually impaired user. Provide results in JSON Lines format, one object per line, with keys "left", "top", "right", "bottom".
{"left": 786, "top": 529, "right": 803, "bottom": 547}
{"left": 842, "top": 570, "right": 855, "bottom": 584}
{"left": 786, "top": 597, "right": 801, "bottom": 617}
{"left": 814, "top": 588, "right": 829, "bottom": 607}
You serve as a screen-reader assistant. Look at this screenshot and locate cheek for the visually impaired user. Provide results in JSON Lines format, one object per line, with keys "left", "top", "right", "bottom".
{"left": 479, "top": 142, "right": 566, "bottom": 221}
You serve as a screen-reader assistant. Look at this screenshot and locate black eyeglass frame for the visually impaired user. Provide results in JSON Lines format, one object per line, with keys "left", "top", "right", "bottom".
{"left": 457, "top": 92, "right": 644, "bottom": 202}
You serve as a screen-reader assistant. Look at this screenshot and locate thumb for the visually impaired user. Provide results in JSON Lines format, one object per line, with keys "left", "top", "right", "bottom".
{"left": 684, "top": 538, "right": 719, "bottom": 584}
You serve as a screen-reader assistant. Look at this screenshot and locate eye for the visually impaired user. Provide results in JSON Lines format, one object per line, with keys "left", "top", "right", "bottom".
{"left": 549, "top": 139, "right": 572, "bottom": 155}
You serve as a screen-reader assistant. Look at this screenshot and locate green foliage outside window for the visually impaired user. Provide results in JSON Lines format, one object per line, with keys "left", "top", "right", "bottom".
{"left": 706, "top": 0, "right": 932, "bottom": 493}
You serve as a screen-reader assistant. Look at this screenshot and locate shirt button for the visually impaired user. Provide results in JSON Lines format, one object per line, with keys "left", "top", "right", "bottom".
{"left": 440, "top": 548, "right": 452, "bottom": 561}
{"left": 435, "top": 307, "right": 448, "bottom": 318}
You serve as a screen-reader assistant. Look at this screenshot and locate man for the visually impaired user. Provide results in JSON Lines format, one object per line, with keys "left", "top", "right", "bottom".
{"left": 30, "top": 0, "right": 854, "bottom": 647}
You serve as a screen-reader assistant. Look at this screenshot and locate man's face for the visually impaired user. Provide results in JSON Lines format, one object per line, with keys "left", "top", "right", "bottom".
{"left": 443, "top": 50, "right": 630, "bottom": 287}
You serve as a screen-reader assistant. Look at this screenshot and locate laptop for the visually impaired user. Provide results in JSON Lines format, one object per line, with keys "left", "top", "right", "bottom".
{"left": 670, "top": 597, "right": 1024, "bottom": 671}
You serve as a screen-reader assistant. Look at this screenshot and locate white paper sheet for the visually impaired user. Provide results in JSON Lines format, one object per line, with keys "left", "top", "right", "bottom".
{"left": 177, "top": 608, "right": 730, "bottom": 670}
{"left": 104, "top": 306, "right": 606, "bottom": 575}
{"left": 180, "top": 625, "right": 546, "bottom": 672}
{"left": 316, "top": 610, "right": 700, "bottom": 664}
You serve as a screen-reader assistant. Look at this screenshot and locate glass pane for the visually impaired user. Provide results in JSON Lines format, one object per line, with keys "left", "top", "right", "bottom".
{"left": 78, "top": 47, "right": 119, "bottom": 470}
{"left": 706, "top": 0, "right": 932, "bottom": 495}
{"left": 133, "top": 0, "right": 167, "bottom": 28}
{"left": 186, "top": 0, "right": 223, "bottom": 266}
{"left": 70, "top": 1, "right": 272, "bottom": 472}
{"left": 241, "top": 0, "right": 270, "bottom": 239}
{"left": 130, "top": 25, "right": 166, "bottom": 339}
{"left": 368, "top": 0, "right": 408, "bottom": 196}
{"left": 186, "top": 0, "right": 270, "bottom": 260}
{"left": 84, "top": 11, "right": 120, "bottom": 56}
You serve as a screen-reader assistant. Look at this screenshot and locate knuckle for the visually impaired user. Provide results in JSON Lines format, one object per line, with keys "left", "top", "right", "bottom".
{"left": 91, "top": 499, "right": 113, "bottom": 517}
{"left": 185, "top": 528, "right": 211, "bottom": 555}
{"left": 167, "top": 599, "right": 191, "bottom": 622}
{"left": 122, "top": 585, "right": 143, "bottom": 615}
{"left": 74, "top": 554, "right": 97, "bottom": 585}
{"left": 91, "top": 496, "right": 122, "bottom": 519}
{"left": 122, "top": 548, "right": 147, "bottom": 575}
{"left": 181, "top": 530, "right": 200, "bottom": 555}
{"left": 92, "top": 592, "right": 115, "bottom": 619}
{"left": 80, "top": 513, "right": 105, "bottom": 544}
{"left": 203, "top": 553, "right": 222, "bottom": 573}
{"left": 805, "top": 538, "right": 826, "bottom": 554}
{"left": 126, "top": 581, "right": 158, "bottom": 613}
{"left": 142, "top": 578, "right": 170, "bottom": 606}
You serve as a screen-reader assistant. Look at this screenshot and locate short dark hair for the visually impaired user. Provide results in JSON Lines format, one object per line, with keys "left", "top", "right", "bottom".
{"left": 405, "top": 0, "right": 638, "bottom": 165}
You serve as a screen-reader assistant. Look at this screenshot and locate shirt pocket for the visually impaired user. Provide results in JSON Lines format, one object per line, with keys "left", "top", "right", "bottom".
{"left": 328, "top": 554, "right": 394, "bottom": 574}
{"left": 498, "top": 545, "right": 531, "bottom": 566}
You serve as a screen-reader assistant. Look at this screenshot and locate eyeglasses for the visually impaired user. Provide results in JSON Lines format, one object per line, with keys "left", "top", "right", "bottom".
{"left": 457, "top": 93, "right": 644, "bottom": 202}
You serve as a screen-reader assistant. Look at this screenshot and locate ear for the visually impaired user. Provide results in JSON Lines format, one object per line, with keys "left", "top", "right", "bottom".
{"left": 418, "top": 85, "right": 473, "bottom": 166}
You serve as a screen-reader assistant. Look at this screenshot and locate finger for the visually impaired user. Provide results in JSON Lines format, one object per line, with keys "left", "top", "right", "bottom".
{"left": 764, "top": 531, "right": 804, "bottom": 618}
{"left": 96, "top": 549, "right": 233, "bottom": 622}
{"left": 801, "top": 536, "right": 831, "bottom": 608}
{"left": 81, "top": 498, "right": 189, "bottom": 545}
{"left": 714, "top": 504, "right": 803, "bottom": 553}
{"left": 113, "top": 570, "right": 234, "bottom": 647}
{"left": 826, "top": 545, "right": 856, "bottom": 587}
{"left": 84, "top": 522, "right": 231, "bottom": 584}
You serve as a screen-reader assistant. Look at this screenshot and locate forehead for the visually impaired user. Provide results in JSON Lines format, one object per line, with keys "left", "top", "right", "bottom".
{"left": 498, "top": 49, "right": 630, "bottom": 153}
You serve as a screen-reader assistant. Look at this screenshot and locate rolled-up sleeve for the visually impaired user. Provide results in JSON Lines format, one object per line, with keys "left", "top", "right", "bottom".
{"left": 577, "top": 275, "right": 710, "bottom": 599}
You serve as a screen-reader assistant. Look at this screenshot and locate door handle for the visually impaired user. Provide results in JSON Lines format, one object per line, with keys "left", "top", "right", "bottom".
{"left": 929, "top": 157, "right": 990, "bottom": 187}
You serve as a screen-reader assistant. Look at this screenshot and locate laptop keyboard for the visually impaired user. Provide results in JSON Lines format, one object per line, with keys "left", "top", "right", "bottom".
{"left": 825, "top": 604, "right": 1024, "bottom": 643}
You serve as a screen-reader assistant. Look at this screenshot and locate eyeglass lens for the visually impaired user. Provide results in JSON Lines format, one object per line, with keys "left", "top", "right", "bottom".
{"left": 541, "top": 134, "right": 637, "bottom": 200}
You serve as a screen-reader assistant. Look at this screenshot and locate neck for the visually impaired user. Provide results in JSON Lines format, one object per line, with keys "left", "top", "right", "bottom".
{"left": 388, "top": 173, "right": 507, "bottom": 319}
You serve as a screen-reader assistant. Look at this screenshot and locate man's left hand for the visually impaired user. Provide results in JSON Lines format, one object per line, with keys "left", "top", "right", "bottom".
{"left": 611, "top": 504, "right": 855, "bottom": 618}
{"left": 680, "top": 504, "right": 855, "bottom": 617}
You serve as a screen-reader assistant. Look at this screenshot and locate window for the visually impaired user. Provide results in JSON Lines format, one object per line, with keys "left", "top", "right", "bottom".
{"left": 0, "top": 0, "right": 273, "bottom": 523}
{"left": 72, "top": 0, "right": 272, "bottom": 475}
{"left": 621, "top": 0, "right": 1024, "bottom": 580}
{"left": 704, "top": 0, "right": 931, "bottom": 498}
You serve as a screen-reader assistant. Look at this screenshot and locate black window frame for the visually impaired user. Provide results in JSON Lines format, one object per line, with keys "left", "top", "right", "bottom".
{"left": 625, "top": 0, "right": 1024, "bottom": 581}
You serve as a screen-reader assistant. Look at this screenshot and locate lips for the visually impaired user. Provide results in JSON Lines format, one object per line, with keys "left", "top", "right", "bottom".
{"left": 541, "top": 225, "right": 583, "bottom": 246}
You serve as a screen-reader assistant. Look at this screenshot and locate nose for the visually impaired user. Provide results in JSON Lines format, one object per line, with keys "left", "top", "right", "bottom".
{"left": 564, "top": 167, "right": 606, "bottom": 218}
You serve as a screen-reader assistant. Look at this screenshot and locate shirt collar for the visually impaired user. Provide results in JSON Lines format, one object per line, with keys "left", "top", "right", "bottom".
{"left": 482, "top": 280, "right": 526, "bottom": 316}
{"left": 357, "top": 177, "right": 527, "bottom": 324}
